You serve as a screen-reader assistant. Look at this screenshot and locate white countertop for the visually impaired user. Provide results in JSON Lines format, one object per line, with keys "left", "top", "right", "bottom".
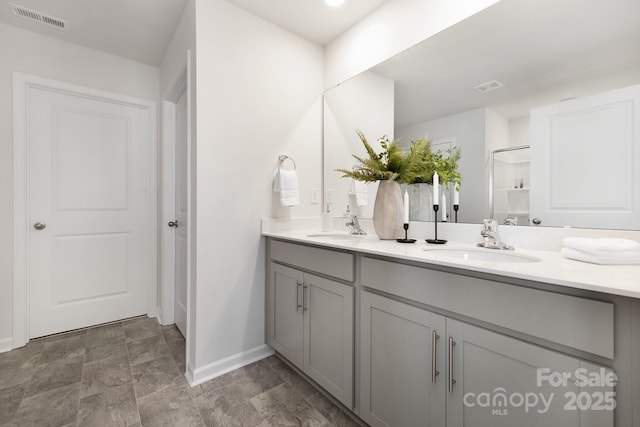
{"left": 262, "top": 226, "right": 640, "bottom": 299}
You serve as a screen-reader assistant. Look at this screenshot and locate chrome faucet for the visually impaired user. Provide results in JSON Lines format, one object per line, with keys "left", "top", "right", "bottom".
{"left": 345, "top": 214, "right": 367, "bottom": 235}
{"left": 478, "top": 219, "right": 513, "bottom": 250}
{"left": 503, "top": 216, "right": 518, "bottom": 226}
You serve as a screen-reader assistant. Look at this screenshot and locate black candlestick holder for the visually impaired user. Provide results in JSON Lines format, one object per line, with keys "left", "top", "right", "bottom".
{"left": 426, "top": 205, "right": 447, "bottom": 244}
{"left": 397, "top": 223, "right": 416, "bottom": 243}
{"left": 453, "top": 204, "right": 459, "bottom": 223}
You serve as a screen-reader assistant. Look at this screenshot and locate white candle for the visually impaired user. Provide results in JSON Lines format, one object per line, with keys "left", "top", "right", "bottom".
{"left": 453, "top": 185, "right": 459, "bottom": 205}
{"left": 403, "top": 189, "right": 409, "bottom": 224}
{"left": 433, "top": 172, "right": 439, "bottom": 205}
{"left": 441, "top": 193, "right": 447, "bottom": 221}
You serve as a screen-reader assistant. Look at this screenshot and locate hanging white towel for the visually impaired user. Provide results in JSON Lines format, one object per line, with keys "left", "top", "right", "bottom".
{"left": 348, "top": 180, "right": 368, "bottom": 207}
{"left": 273, "top": 169, "right": 300, "bottom": 207}
{"left": 560, "top": 247, "right": 640, "bottom": 265}
{"left": 562, "top": 237, "right": 640, "bottom": 255}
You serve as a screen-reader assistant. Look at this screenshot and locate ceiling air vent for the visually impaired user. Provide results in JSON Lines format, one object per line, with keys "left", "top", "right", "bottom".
{"left": 9, "top": 2, "right": 69, "bottom": 31}
{"left": 473, "top": 80, "right": 504, "bottom": 94}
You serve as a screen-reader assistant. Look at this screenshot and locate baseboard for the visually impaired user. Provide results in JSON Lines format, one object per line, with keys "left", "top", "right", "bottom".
{"left": 187, "top": 344, "right": 274, "bottom": 386}
{"left": 156, "top": 306, "right": 173, "bottom": 326}
{"left": 0, "top": 337, "right": 13, "bottom": 353}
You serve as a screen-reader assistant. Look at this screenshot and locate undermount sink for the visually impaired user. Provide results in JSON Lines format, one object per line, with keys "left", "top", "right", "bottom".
{"left": 306, "top": 232, "right": 365, "bottom": 240}
{"left": 423, "top": 248, "right": 541, "bottom": 263}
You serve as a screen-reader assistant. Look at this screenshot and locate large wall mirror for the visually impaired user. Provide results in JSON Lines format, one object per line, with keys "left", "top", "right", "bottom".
{"left": 323, "top": 0, "right": 640, "bottom": 229}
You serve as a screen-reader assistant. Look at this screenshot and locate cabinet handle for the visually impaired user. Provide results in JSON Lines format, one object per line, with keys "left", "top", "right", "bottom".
{"left": 432, "top": 330, "right": 440, "bottom": 383}
{"left": 448, "top": 337, "right": 457, "bottom": 393}
{"left": 296, "top": 282, "right": 302, "bottom": 311}
{"left": 302, "top": 284, "right": 309, "bottom": 311}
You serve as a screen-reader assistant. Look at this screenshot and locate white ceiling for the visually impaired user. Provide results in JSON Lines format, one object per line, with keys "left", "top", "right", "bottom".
{"left": 224, "top": 0, "right": 388, "bottom": 46}
{"left": 0, "top": 0, "right": 388, "bottom": 66}
{"left": 5, "top": 0, "right": 635, "bottom": 124}
{"left": 0, "top": 0, "right": 188, "bottom": 66}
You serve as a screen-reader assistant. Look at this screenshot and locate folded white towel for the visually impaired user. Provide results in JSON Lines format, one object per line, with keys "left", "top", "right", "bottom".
{"left": 562, "top": 237, "right": 640, "bottom": 255}
{"left": 349, "top": 180, "right": 368, "bottom": 207}
{"left": 561, "top": 247, "right": 640, "bottom": 265}
{"left": 273, "top": 169, "right": 300, "bottom": 207}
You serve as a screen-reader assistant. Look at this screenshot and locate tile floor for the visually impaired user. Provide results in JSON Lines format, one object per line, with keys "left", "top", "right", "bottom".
{"left": 0, "top": 317, "right": 361, "bottom": 427}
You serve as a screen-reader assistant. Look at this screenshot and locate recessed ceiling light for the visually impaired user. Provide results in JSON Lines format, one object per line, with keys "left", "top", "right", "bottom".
{"left": 325, "top": 0, "right": 345, "bottom": 7}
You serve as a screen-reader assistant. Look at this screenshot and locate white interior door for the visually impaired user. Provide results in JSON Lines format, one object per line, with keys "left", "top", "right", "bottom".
{"left": 530, "top": 83, "right": 640, "bottom": 229}
{"left": 174, "top": 89, "right": 188, "bottom": 337}
{"left": 28, "top": 83, "right": 155, "bottom": 338}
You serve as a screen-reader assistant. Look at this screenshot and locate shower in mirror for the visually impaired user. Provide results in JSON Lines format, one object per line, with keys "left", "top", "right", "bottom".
{"left": 490, "top": 146, "right": 530, "bottom": 226}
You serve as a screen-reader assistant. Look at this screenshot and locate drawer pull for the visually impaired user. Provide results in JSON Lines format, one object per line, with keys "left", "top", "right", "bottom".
{"left": 303, "top": 284, "right": 309, "bottom": 311}
{"left": 432, "top": 330, "right": 440, "bottom": 383}
{"left": 448, "top": 337, "right": 457, "bottom": 393}
{"left": 296, "top": 282, "right": 302, "bottom": 311}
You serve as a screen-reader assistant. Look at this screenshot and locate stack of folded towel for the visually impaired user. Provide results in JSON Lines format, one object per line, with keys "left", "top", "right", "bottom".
{"left": 561, "top": 237, "right": 640, "bottom": 265}
{"left": 273, "top": 168, "right": 300, "bottom": 207}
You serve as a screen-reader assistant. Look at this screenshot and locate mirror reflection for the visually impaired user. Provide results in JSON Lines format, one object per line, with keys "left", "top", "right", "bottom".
{"left": 490, "top": 146, "right": 530, "bottom": 226}
{"left": 323, "top": 0, "right": 640, "bottom": 229}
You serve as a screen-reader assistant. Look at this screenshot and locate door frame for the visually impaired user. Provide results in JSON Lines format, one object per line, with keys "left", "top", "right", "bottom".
{"left": 159, "top": 68, "right": 186, "bottom": 327}
{"left": 12, "top": 72, "right": 158, "bottom": 349}
{"left": 159, "top": 51, "right": 193, "bottom": 339}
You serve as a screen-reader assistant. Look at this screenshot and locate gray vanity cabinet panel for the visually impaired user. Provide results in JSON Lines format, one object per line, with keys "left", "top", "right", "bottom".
{"left": 361, "top": 256, "right": 614, "bottom": 359}
{"left": 270, "top": 239, "right": 354, "bottom": 282}
{"left": 446, "top": 319, "right": 613, "bottom": 427}
{"left": 304, "top": 273, "right": 354, "bottom": 408}
{"left": 360, "top": 291, "right": 446, "bottom": 427}
{"left": 270, "top": 263, "right": 305, "bottom": 369}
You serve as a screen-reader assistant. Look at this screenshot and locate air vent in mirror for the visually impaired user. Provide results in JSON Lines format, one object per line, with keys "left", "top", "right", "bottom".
{"left": 473, "top": 80, "right": 504, "bottom": 94}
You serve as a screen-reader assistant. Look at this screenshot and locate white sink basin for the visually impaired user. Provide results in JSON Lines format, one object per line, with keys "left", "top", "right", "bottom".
{"left": 306, "top": 232, "right": 365, "bottom": 240}
{"left": 424, "top": 248, "right": 541, "bottom": 263}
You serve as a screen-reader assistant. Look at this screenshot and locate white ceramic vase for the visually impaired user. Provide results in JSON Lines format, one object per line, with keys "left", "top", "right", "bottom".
{"left": 372, "top": 180, "right": 404, "bottom": 240}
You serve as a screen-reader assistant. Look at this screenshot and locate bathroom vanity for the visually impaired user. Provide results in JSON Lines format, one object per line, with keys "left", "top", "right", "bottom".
{"left": 263, "top": 227, "right": 640, "bottom": 427}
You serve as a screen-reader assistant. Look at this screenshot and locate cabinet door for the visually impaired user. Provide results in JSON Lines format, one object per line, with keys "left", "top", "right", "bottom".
{"left": 446, "top": 319, "right": 614, "bottom": 427}
{"left": 270, "top": 263, "right": 304, "bottom": 369}
{"left": 303, "top": 274, "right": 354, "bottom": 408}
{"left": 360, "top": 291, "right": 446, "bottom": 427}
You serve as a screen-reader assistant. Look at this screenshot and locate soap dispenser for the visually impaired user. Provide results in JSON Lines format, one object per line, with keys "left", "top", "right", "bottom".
{"left": 322, "top": 204, "right": 333, "bottom": 232}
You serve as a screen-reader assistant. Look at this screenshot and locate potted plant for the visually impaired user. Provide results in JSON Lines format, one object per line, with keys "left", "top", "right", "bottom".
{"left": 411, "top": 137, "right": 462, "bottom": 188}
{"left": 408, "top": 136, "right": 462, "bottom": 221}
{"left": 336, "top": 130, "right": 432, "bottom": 239}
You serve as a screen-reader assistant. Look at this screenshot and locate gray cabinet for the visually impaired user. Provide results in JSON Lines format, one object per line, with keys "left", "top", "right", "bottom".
{"left": 266, "top": 240, "right": 626, "bottom": 426}
{"left": 361, "top": 291, "right": 614, "bottom": 427}
{"left": 270, "top": 263, "right": 305, "bottom": 368}
{"left": 360, "top": 291, "right": 446, "bottom": 427}
{"left": 446, "top": 319, "right": 613, "bottom": 427}
{"left": 269, "top": 262, "right": 354, "bottom": 407}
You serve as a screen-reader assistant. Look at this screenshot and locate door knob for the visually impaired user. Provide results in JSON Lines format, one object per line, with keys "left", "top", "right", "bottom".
{"left": 168, "top": 220, "right": 178, "bottom": 228}
{"left": 532, "top": 218, "right": 542, "bottom": 225}
{"left": 33, "top": 222, "right": 46, "bottom": 230}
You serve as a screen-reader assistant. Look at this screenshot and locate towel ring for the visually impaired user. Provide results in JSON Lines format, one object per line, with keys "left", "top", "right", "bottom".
{"left": 278, "top": 155, "right": 296, "bottom": 170}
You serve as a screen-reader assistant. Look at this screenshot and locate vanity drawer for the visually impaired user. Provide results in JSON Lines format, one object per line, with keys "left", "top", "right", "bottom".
{"left": 270, "top": 240, "right": 354, "bottom": 282}
{"left": 361, "top": 257, "right": 614, "bottom": 359}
